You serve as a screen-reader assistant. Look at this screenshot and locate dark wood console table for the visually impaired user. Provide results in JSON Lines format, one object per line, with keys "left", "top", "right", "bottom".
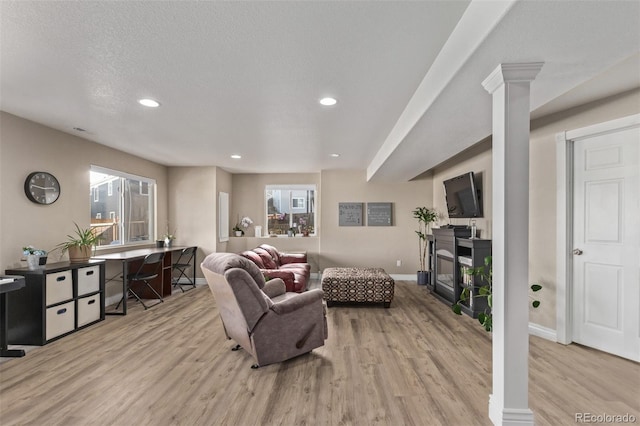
{"left": 93, "top": 246, "right": 196, "bottom": 315}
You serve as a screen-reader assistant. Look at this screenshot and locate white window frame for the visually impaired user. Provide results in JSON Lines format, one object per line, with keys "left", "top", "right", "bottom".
{"left": 265, "top": 184, "right": 316, "bottom": 237}
{"left": 107, "top": 181, "right": 113, "bottom": 196}
{"left": 90, "top": 165, "right": 156, "bottom": 249}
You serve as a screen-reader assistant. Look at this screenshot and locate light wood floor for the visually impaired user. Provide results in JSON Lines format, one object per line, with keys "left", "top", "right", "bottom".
{"left": 0, "top": 281, "right": 638, "bottom": 426}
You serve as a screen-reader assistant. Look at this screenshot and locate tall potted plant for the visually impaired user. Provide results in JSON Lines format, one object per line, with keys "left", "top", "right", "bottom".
{"left": 56, "top": 223, "right": 102, "bottom": 263}
{"left": 412, "top": 206, "right": 438, "bottom": 285}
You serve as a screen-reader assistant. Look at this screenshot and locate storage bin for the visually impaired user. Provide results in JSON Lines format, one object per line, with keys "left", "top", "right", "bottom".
{"left": 77, "top": 294, "right": 101, "bottom": 327}
{"left": 77, "top": 266, "right": 100, "bottom": 296}
{"left": 45, "top": 301, "right": 75, "bottom": 340}
{"left": 45, "top": 270, "right": 73, "bottom": 305}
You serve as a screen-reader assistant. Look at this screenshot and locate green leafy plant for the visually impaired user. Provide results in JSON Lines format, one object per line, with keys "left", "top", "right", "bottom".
{"left": 452, "top": 256, "right": 542, "bottom": 332}
{"left": 412, "top": 207, "right": 438, "bottom": 271}
{"left": 22, "top": 245, "right": 47, "bottom": 256}
{"left": 55, "top": 222, "right": 102, "bottom": 254}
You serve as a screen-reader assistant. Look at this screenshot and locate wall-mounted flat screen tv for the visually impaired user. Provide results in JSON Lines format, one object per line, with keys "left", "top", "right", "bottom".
{"left": 443, "top": 171, "right": 482, "bottom": 218}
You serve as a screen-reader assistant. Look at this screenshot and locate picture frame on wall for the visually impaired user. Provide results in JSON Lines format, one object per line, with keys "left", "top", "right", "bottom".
{"left": 338, "top": 202, "right": 363, "bottom": 226}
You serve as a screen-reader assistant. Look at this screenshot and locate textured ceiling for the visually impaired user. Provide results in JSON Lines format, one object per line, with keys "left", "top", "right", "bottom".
{"left": 1, "top": 1, "right": 639, "bottom": 181}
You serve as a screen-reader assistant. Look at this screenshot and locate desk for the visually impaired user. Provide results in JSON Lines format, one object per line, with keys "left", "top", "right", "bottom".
{"left": 1, "top": 276, "right": 26, "bottom": 357}
{"left": 93, "top": 246, "right": 196, "bottom": 315}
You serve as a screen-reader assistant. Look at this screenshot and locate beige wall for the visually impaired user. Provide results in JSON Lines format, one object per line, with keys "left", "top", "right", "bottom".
{"left": 168, "top": 166, "right": 218, "bottom": 277}
{"left": 320, "top": 169, "right": 433, "bottom": 274}
{"left": 0, "top": 112, "right": 168, "bottom": 273}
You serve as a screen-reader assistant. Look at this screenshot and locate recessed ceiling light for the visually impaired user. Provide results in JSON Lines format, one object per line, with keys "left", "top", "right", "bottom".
{"left": 138, "top": 98, "right": 160, "bottom": 107}
{"left": 319, "top": 97, "right": 337, "bottom": 106}
{"left": 230, "top": 154, "right": 242, "bottom": 159}
{"left": 330, "top": 153, "right": 340, "bottom": 158}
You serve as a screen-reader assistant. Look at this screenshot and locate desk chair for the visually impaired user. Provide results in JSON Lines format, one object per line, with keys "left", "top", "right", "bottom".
{"left": 172, "top": 246, "right": 197, "bottom": 292}
{"left": 116, "top": 252, "right": 165, "bottom": 310}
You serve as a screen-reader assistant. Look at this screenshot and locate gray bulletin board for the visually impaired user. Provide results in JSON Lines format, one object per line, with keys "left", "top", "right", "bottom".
{"left": 338, "top": 202, "right": 363, "bottom": 226}
{"left": 367, "top": 202, "right": 392, "bottom": 226}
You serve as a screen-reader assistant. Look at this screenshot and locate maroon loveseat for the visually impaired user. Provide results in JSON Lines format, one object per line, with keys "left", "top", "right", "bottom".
{"left": 239, "top": 244, "right": 310, "bottom": 292}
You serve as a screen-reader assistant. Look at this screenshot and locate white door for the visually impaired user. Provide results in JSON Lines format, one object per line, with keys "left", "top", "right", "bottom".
{"left": 572, "top": 124, "right": 639, "bottom": 361}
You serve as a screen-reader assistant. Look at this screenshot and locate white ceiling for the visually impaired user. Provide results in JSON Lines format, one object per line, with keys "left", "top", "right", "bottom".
{"left": 1, "top": 1, "right": 639, "bottom": 181}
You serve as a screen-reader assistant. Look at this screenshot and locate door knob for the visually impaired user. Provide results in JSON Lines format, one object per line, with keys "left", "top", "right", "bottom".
{"left": 572, "top": 248, "right": 583, "bottom": 255}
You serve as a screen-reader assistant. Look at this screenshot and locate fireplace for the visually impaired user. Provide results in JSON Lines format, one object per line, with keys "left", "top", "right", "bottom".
{"left": 435, "top": 249, "right": 455, "bottom": 293}
{"left": 432, "top": 226, "right": 471, "bottom": 303}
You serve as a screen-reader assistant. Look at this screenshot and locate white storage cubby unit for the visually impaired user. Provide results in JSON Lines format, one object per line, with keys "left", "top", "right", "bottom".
{"left": 5, "top": 260, "right": 105, "bottom": 345}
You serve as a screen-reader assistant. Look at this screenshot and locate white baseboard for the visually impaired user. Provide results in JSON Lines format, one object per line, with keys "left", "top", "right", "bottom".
{"left": 528, "top": 323, "right": 557, "bottom": 342}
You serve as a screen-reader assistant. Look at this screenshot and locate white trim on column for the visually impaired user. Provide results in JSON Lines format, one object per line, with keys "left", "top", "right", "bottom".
{"left": 483, "top": 62, "right": 542, "bottom": 426}
{"left": 555, "top": 113, "right": 640, "bottom": 346}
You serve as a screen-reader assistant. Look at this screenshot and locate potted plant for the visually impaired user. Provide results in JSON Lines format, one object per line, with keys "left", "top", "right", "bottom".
{"left": 452, "top": 256, "right": 542, "bottom": 332}
{"left": 22, "top": 245, "right": 47, "bottom": 269}
{"left": 412, "top": 206, "right": 438, "bottom": 285}
{"left": 56, "top": 223, "right": 102, "bottom": 263}
{"left": 233, "top": 216, "right": 253, "bottom": 237}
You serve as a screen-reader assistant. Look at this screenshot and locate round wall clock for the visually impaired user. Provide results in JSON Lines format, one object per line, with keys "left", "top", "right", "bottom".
{"left": 24, "top": 171, "right": 61, "bottom": 205}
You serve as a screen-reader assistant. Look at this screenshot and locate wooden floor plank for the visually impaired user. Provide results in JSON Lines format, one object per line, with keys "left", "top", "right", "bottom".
{"left": 1, "top": 281, "right": 638, "bottom": 426}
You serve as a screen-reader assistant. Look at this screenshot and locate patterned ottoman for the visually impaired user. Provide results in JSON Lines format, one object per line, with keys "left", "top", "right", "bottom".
{"left": 321, "top": 267, "right": 395, "bottom": 308}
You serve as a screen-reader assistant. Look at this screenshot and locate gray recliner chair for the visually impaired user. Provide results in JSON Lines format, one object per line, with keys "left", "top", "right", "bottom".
{"left": 201, "top": 252, "right": 328, "bottom": 368}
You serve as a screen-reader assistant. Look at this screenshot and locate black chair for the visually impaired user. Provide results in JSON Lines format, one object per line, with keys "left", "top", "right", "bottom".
{"left": 172, "top": 246, "right": 197, "bottom": 292}
{"left": 116, "top": 252, "right": 165, "bottom": 310}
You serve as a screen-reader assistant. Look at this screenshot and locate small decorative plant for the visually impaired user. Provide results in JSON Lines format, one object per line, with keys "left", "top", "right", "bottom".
{"left": 22, "top": 245, "right": 48, "bottom": 268}
{"left": 240, "top": 216, "right": 253, "bottom": 229}
{"left": 22, "top": 246, "right": 47, "bottom": 256}
{"left": 233, "top": 216, "right": 253, "bottom": 236}
{"left": 55, "top": 222, "right": 102, "bottom": 263}
{"left": 162, "top": 223, "right": 176, "bottom": 242}
{"left": 452, "top": 256, "right": 542, "bottom": 332}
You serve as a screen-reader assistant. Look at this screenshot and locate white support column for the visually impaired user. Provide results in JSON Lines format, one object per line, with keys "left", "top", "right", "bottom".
{"left": 482, "top": 62, "right": 543, "bottom": 426}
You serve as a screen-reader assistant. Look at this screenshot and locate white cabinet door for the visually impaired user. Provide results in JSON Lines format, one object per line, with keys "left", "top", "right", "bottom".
{"left": 572, "top": 126, "right": 639, "bottom": 361}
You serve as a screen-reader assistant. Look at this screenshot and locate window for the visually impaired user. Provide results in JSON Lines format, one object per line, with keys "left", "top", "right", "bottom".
{"left": 266, "top": 185, "right": 316, "bottom": 236}
{"left": 292, "top": 197, "right": 305, "bottom": 209}
{"left": 90, "top": 166, "right": 156, "bottom": 247}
